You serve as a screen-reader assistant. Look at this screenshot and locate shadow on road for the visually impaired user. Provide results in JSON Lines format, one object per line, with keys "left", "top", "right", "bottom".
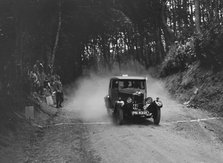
{"left": 121, "top": 118, "right": 158, "bottom": 126}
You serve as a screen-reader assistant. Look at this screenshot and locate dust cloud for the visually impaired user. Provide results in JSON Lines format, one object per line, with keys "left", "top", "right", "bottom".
{"left": 64, "top": 64, "right": 176, "bottom": 122}
{"left": 65, "top": 74, "right": 110, "bottom": 122}
{"left": 146, "top": 77, "right": 169, "bottom": 101}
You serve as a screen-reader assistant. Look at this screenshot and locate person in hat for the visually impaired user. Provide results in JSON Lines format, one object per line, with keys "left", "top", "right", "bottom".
{"left": 54, "top": 75, "right": 63, "bottom": 108}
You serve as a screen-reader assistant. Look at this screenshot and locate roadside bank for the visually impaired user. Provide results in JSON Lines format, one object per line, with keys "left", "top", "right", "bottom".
{"left": 0, "top": 92, "right": 58, "bottom": 162}
{"left": 164, "top": 62, "right": 223, "bottom": 116}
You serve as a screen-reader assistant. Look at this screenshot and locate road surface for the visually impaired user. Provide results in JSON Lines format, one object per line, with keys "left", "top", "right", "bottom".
{"left": 27, "top": 75, "right": 223, "bottom": 163}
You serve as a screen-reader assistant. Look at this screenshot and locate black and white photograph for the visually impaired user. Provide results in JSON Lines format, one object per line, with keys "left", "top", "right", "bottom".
{"left": 1, "top": 0, "right": 223, "bottom": 162}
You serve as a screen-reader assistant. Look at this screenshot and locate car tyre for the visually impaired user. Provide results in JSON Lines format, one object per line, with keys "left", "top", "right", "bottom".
{"left": 153, "top": 108, "right": 161, "bottom": 125}
{"left": 115, "top": 108, "right": 124, "bottom": 125}
{"left": 107, "top": 108, "right": 111, "bottom": 116}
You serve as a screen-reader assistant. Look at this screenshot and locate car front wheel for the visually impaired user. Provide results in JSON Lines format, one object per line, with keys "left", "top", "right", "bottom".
{"left": 153, "top": 108, "right": 161, "bottom": 125}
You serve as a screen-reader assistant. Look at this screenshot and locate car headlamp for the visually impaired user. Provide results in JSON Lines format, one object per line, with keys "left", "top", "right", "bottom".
{"left": 155, "top": 101, "right": 163, "bottom": 107}
{"left": 127, "top": 97, "right": 132, "bottom": 103}
{"left": 117, "top": 100, "right": 125, "bottom": 107}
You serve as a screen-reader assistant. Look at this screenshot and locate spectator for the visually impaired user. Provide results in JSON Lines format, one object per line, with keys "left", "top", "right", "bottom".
{"left": 30, "top": 71, "right": 38, "bottom": 92}
{"left": 53, "top": 75, "right": 63, "bottom": 108}
{"left": 38, "top": 71, "right": 46, "bottom": 95}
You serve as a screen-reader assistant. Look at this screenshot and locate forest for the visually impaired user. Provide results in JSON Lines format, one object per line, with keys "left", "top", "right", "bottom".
{"left": 1, "top": 1, "right": 223, "bottom": 161}
{"left": 0, "top": 0, "right": 223, "bottom": 85}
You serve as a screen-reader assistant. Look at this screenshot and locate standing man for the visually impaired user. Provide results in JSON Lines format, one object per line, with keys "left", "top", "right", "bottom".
{"left": 54, "top": 75, "right": 63, "bottom": 108}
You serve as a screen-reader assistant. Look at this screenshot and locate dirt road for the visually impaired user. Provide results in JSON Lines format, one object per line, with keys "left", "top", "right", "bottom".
{"left": 28, "top": 75, "right": 223, "bottom": 163}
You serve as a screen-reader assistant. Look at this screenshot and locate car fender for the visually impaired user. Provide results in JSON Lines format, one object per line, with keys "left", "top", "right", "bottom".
{"left": 114, "top": 100, "right": 124, "bottom": 112}
{"left": 104, "top": 95, "right": 111, "bottom": 108}
{"left": 155, "top": 100, "right": 163, "bottom": 109}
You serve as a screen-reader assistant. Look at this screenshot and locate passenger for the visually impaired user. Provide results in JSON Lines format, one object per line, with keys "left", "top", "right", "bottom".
{"left": 133, "top": 81, "right": 141, "bottom": 89}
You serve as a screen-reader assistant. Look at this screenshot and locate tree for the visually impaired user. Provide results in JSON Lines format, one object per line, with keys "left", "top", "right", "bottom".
{"left": 194, "top": 0, "right": 201, "bottom": 34}
{"left": 51, "top": 0, "right": 62, "bottom": 73}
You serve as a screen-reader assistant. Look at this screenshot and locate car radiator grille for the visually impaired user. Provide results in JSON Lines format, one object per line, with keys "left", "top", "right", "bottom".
{"left": 133, "top": 94, "right": 144, "bottom": 110}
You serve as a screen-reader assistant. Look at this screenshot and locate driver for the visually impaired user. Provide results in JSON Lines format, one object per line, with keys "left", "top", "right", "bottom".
{"left": 123, "top": 81, "right": 129, "bottom": 88}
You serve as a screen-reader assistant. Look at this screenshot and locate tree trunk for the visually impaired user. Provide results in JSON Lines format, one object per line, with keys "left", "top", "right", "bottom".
{"left": 183, "top": 0, "right": 189, "bottom": 26}
{"left": 156, "top": 27, "right": 164, "bottom": 64}
{"left": 189, "top": 0, "right": 194, "bottom": 26}
{"left": 101, "top": 34, "right": 111, "bottom": 71}
{"left": 214, "top": 0, "right": 219, "bottom": 21}
{"left": 194, "top": 0, "right": 201, "bottom": 34}
{"left": 173, "top": 0, "right": 177, "bottom": 34}
{"left": 161, "top": 0, "right": 174, "bottom": 49}
{"left": 51, "top": 0, "right": 62, "bottom": 73}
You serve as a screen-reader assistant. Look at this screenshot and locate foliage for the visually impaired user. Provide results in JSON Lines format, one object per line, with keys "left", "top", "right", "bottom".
{"left": 1, "top": 0, "right": 223, "bottom": 86}
{"left": 161, "top": 0, "right": 223, "bottom": 76}
{"left": 161, "top": 38, "right": 196, "bottom": 77}
{"left": 194, "top": 23, "right": 223, "bottom": 70}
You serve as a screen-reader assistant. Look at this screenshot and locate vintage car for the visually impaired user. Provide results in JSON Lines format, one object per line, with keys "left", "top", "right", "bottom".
{"left": 104, "top": 75, "right": 163, "bottom": 125}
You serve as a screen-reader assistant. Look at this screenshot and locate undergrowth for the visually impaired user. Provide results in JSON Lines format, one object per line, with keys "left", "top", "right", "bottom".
{"left": 161, "top": 22, "right": 223, "bottom": 115}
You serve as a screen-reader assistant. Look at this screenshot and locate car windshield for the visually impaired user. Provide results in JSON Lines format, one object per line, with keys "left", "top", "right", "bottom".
{"left": 118, "top": 80, "right": 145, "bottom": 89}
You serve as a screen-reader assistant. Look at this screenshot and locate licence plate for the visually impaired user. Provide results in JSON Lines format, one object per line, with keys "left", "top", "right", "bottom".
{"left": 132, "top": 111, "right": 148, "bottom": 115}
{"left": 133, "top": 104, "right": 138, "bottom": 110}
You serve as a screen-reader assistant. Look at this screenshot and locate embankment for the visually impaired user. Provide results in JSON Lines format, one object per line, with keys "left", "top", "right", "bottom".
{"left": 164, "top": 62, "right": 223, "bottom": 116}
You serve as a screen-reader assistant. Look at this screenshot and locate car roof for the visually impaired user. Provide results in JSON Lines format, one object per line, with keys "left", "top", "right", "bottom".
{"left": 111, "top": 76, "right": 147, "bottom": 80}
